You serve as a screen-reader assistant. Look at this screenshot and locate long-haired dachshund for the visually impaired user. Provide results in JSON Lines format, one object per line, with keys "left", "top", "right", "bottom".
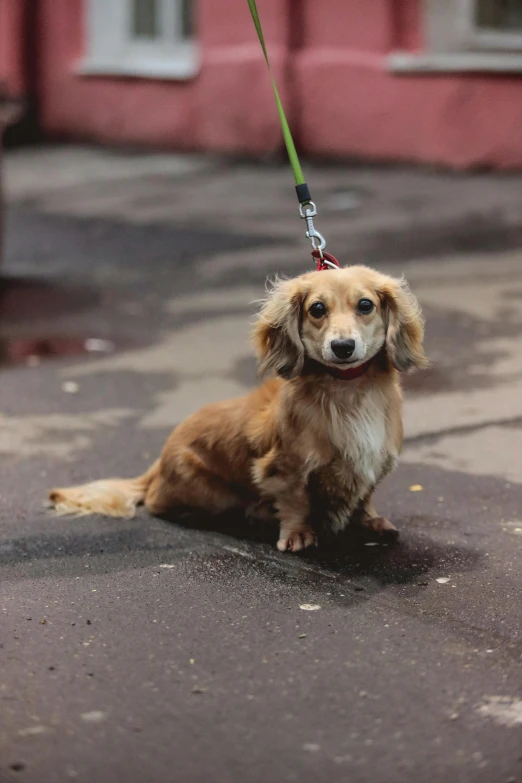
{"left": 49, "top": 265, "right": 428, "bottom": 552}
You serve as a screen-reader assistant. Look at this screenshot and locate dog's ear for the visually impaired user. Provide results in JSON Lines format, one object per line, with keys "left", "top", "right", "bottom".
{"left": 254, "top": 278, "right": 307, "bottom": 379}
{"left": 378, "top": 276, "right": 429, "bottom": 372}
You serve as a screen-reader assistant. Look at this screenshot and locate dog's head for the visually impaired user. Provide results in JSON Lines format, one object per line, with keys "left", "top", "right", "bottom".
{"left": 254, "top": 266, "right": 428, "bottom": 379}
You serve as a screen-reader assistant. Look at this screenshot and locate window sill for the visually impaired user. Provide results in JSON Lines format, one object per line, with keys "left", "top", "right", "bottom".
{"left": 388, "top": 51, "right": 522, "bottom": 73}
{"left": 77, "top": 50, "right": 199, "bottom": 80}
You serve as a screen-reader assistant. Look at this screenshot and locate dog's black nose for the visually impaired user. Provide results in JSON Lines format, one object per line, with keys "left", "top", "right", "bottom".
{"left": 331, "top": 339, "right": 356, "bottom": 360}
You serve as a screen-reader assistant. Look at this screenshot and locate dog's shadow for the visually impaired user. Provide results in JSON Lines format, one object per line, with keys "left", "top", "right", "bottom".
{"left": 157, "top": 508, "right": 481, "bottom": 589}
{"left": 0, "top": 507, "right": 480, "bottom": 591}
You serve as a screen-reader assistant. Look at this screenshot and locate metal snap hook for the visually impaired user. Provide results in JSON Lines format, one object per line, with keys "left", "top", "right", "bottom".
{"left": 307, "top": 227, "right": 326, "bottom": 252}
{"left": 299, "top": 201, "right": 327, "bottom": 252}
{"left": 298, "top": 201, "right": 318, "bottom": 219}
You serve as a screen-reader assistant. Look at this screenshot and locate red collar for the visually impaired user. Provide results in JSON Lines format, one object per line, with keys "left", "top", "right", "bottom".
{"left": 304, "top": 356, "right": 375, "bottom": 381}
{"left": 325, "top": 356, "right": 375, "bottom": 380}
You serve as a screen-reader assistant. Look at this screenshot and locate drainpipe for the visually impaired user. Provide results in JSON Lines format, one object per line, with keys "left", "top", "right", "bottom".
{"left": 0, "top": 90, "right": 23, "bottom": 271}
{"left": 4, "top": 0, "right": 41, "bottom": 147}
{"left": 1, "top": 0, "right": 38, "bottom": 273}
{"left": 286, "top": 0, "right": 305, "bottom": 155}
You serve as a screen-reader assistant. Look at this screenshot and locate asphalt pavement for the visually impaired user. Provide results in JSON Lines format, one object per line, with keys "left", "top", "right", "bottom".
{"left": 0, "top": 146, "right": 521, "bottom": 783}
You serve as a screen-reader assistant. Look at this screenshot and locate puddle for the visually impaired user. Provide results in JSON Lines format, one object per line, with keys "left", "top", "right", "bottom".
{"left": 0, "top": 276, "right": 99, "bottom": 323}
{"left": 0, "top": 336, "right": 116, "bottom": 367}
{"left": 0, "top": 276, "right": 120, "bottom": 367}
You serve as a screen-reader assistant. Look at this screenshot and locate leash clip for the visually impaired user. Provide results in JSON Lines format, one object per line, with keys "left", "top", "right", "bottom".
{"left": 299, "top": 201, "right": 326, "bottom": 254}
{"left": 299, "top": 201, "right": 339, "bottom": 271}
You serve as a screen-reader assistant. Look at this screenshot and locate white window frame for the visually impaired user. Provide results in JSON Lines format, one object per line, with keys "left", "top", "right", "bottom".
{"left": 389, "top": 0, "right": 522, "bottom": 73}
{"left": 78, "top": 0, "right": 199, "bottom": 80}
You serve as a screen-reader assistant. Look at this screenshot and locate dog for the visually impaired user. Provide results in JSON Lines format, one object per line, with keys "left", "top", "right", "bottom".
{"left": 49, "top": 265, "right": 428, "bottom": 552}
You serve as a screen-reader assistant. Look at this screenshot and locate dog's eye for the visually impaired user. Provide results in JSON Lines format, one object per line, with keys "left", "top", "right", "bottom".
{"left": 309, "top": 302, "right": 327, "bottom": 319}
{"left": 357, "top": 298, "right": 374, "bottom": 315}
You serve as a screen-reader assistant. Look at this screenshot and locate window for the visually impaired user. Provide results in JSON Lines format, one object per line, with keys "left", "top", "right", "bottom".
{"left": 476, "top": 0, "right": 522, "bottom": 28}
{"left": 465, "top": 0, "right": 522, "bottom": 50}
{"left": 390, "top": 0, "right": 522, "bottom": 72}
{"left": 79, "top": 0, "right": 198, "bottom": 79}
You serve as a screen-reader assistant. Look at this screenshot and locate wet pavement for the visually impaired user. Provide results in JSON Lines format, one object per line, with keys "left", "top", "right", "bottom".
{"left": 0, "top": 146, "right": 521, "bottom": 783}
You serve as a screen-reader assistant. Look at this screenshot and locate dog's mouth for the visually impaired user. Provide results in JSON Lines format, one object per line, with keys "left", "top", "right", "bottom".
{"left": 329, "top": 358, "right": 361, "bottom": 366}
{"left": 322, "top": 355, "right": 369, "bottom": 369}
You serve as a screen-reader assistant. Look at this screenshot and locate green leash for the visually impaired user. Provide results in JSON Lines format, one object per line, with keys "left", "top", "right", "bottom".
{"left": 246, "top": 0, "right": 306, "bottom": 195}
{"left": 246, "top": 0, "right": 338, "bottom": 268}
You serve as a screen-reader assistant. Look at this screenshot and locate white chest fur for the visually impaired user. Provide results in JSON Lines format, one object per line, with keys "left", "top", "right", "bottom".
{"left": 326, "top": 387, "right": 389, "bottom": 487}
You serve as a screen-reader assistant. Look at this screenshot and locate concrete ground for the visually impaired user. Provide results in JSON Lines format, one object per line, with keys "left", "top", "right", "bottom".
{"left": 1, "top": 146, "right": 521, "bottom": 783}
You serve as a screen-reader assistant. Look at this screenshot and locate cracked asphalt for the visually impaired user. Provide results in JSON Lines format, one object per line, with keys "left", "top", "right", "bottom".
{"left": 0, "top": 146, "right": 521, "bottom": 783}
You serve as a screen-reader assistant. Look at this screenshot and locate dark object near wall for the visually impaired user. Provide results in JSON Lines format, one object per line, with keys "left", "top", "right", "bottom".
{"left": 0, "top": 88, "right": 24, "bottom": 271}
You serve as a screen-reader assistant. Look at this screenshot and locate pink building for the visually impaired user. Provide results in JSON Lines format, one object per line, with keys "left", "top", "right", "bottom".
{"left": 2, "top": 0, "right": 522, "bottom": 168}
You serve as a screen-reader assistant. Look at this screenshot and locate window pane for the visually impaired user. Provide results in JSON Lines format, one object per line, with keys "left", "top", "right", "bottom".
{"left": 132, "top": 0, "right": 159, "bottom": 38}
{"left": 476, "top": 0, "right": 522, "bottom": 30}
{"left": 181, "top": 0, "right": 194, "bottom": 38}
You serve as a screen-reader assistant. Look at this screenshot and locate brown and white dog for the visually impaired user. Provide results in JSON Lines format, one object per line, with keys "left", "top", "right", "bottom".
{"left": 49, "top": 265, "right": 428, "bottom": 552}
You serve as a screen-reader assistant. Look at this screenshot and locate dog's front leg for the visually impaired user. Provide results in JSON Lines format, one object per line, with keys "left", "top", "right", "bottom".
{"left": 253, "top": 451, "right": 317, "bottom": 552}
{"left": 275, "top": 490, "right": 317, "bottom": 552}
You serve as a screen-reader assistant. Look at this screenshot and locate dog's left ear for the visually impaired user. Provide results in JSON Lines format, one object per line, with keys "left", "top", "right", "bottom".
{"left": 378, "top": 276, "right": 429, "bottom": 372}
{"left": 254, "top": 278, "right": 307, "bottom": 379}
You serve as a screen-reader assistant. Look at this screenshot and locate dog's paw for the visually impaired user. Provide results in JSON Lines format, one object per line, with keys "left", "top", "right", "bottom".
{"left": 362, "top": 516, "right": 399, "bottom": 539}
{"left": 277, "top": 528, "right": 317, "bottom": 553}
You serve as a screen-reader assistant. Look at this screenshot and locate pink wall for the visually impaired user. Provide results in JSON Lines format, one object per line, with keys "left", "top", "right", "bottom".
{"left": 0, "top": 0, "right": 28, "bottom": 96}
{"left": 23, "top": 0, "right": 522, "bottom": 167}
{"left": 38, "top": 0, "right": 290, "bottom": 152}
{"left": 296, "top": 0, "right": 522, "bottom": 168}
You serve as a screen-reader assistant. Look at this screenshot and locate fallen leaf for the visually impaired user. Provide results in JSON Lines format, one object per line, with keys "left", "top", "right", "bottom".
{"left": 62, "top": 381, "right": 79, "bottom": 394}
{"left": 409, "top": 484, "right": 423, "bottom": 492}
{"left": 80, "top": 711, "right": 106, "bottom": 723}
{"left": 18, "top": 725, "right": 48, "bottom": 737}
{"left": 84, "top": 338, "right": 114, "bottom": 353}
{"left": 477, "top": 696, "right": 522, "bottom": 728}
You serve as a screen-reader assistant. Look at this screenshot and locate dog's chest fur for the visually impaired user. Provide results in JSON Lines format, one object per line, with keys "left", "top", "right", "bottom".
{"left": 309, "top": 387, "right": 394, "bottom": 531}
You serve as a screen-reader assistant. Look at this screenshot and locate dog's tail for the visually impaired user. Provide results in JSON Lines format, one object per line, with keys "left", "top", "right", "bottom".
{"left": 48, "top": 460, "right": 160, "bottom": 519}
